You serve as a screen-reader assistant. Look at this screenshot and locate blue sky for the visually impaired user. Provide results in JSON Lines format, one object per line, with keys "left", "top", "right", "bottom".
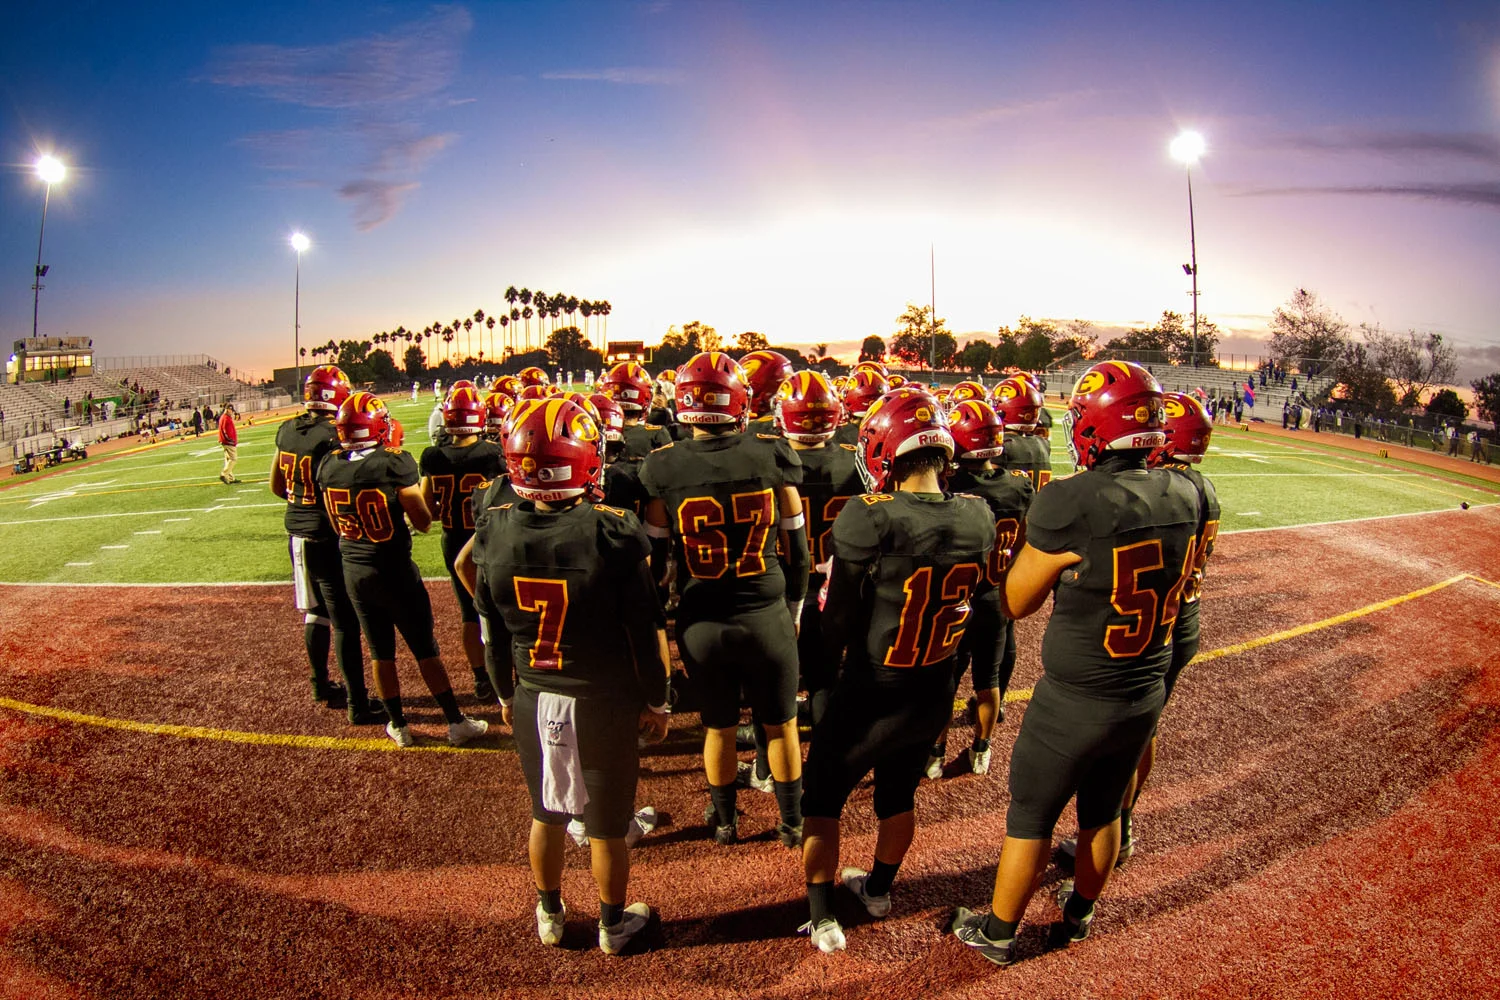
{"left": 3, "top": 1, "right": 1498, "bottom": 381}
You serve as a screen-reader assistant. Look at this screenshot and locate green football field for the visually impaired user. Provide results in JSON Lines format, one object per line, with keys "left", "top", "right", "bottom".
{"left": 0, "top": 396, "right": 1494, "bottom": 585}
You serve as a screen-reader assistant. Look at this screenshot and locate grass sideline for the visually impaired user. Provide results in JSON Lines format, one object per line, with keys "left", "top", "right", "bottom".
{"left": 0, "top": 394, "right": 1494, "bottom": 585}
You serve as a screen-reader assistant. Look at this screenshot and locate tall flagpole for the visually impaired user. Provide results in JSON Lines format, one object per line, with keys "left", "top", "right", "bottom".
{"left": 929, "top": 244, "right": 936, "bottom": 373}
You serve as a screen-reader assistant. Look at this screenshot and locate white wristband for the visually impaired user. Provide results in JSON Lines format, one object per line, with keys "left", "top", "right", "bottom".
{"left": 787, "top": 599, "right": 804, "bottom": 627}
{"left": 780, "top": 512, "right": 806, "bottom": 531}
{"left": 645, "top": 522, "right": 670, "bottom": 539}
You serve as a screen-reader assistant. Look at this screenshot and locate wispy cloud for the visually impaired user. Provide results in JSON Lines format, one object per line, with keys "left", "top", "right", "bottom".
{"left": 542, "top": 67, "right": 684, "bottom": 86}
{"left": 925, "top": 90, "right": 1096, "bottom": 130}
{"left": 1236, "top": 182, "right": 1500, "bottom": 210}
{"left": 208, "top": 5, "right": 472, "bottom": 230}
{"left": 1275, "top": 129, "right": 1500, "bottom": 167}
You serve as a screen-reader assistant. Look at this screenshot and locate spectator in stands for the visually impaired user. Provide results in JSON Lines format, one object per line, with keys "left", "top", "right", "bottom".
{"left": 1448, "top": 424, "right": 1461, "bottom": 457}
{"left": 218, "top": 404, "right": 239, "bottom": 484}
{"left": 63, "top": 396, "right": 71, "bottom": 416}
{"left": 1473, "top": 431, "right": 1487, "bottom": 464}
{"left": 191, "top": 408, "right": 204, "bottom": 437}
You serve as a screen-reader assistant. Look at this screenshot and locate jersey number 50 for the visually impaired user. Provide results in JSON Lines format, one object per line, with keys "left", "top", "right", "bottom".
{"left": 323, "top": 488, "right": 395, "bottom": 543}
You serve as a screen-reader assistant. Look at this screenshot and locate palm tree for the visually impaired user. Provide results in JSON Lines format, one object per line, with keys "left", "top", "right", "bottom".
{"left": 486, "top": 316, "right": 496, "bottom": 360}
{"left": 579, "top": 300, "right": 594, "bottom": 348}
{"left": 463, "top": 317, "right": 474, "bottom": 364}
{"left": 505, "top": 286, "right": 519, "bottom": 327}
{"left": 566, "top": 295, "right": 580, "bottom": 331}
{"left": 443, "top": 328, "right": 455, "bottom": 364}
{"left": 522, "top": 306, "right": 534, "bottom": 351}
{"left": 597, "top": 300, "right": 612, "bottom": 345}
{"left": 510, "top": 308, "right": 521, "bottom": 350}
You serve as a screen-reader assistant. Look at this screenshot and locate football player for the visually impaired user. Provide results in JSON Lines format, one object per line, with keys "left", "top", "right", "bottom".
{"left": 834, "top": 368, "right": 889, "bottom": 448}
{"left": 953, "top": 361, "right": 1199, "bottom": 966}
{"left": 601, "top": 362, "right": 672, "bottom": 461}
{"left": 427, "top": 379, "right": 477, "bottom": 448}
{"left": 420, "top": 384, "right": 505, "bottom": 703}
{"left": 462, "top": 397, "right": 669, "bottom": 956}
{"left": 799, "top": 387, "right": 997, "bottom": 953}
{"left": 317, "top": 392, "right": 489, "bottom": 749}
{"left": 926, "top": 399, "right": 1032, "bottom": 778}
{"left": 739, "top": 350, "right": 795, "bottom": 434}
{"left": 777, "top": 371, "right": 861, "bottom": 728}
{"left": 638, "top": 352, "right": 810, "bottom": 847}
{"left": 481, "top": 390, "right": 515, "bottom": 445}
{"left": 1059, "top": 391, "right": 1219, "bottom": 864}
{"left": 269, "top": 365, "right": 384, "bottom": 723}
{"left": 992, "top": 376, "right": 1052, "bottom": 491}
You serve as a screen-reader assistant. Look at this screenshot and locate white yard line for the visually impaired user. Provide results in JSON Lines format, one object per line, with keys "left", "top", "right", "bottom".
{"left": 0, "top": 502, "right": 282, "bottom": 527}
{"left": 100, "top": 545, "right": 130, "bottom": 550}
{"left": 63, "top": 562, "right": 94, "bottom": 568}
{"left": 133, "top": 530, "right": 162, "bottom": 535}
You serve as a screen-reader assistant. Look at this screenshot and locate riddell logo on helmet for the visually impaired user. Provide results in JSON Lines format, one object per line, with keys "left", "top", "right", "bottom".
{"left": 916, "top": 431, "right": 946, "bottom": 448}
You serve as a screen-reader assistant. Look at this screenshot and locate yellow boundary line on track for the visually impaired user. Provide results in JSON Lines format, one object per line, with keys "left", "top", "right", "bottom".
{"left": 2, "top": 573, "right": 1495, "bottom": 752}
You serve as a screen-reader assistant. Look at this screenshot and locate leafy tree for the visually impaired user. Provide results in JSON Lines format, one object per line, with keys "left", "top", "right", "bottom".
{"left": 1360, "top": 324, "right": 1458, "bottom": 405}
{"left": 1104, "top": 324, "right": 1173, "bottom": 356}
{"left": 1052, "top": 319, "right": 1100, "bottom": 362}
{"left": 1425, "top": 388, "right": 1468, "bottom": 420}
{"left": 955, "top": 340, "right": 993, "bottom": 375}
{"left": 737, "top": 331, "right": 769, "bottom": 351}
{"left": 403, "top": 345, "right": 426, "bottom": 381}
{"left": 367, "top": 348, "right": 398, "bottom": 383}
{"left": 1016, "top": 325, "right": 1054, "bottom": 371}
{"left": 890, "top": 304, "right": 951, "bottom": 368}
{"left": 1334, "top": 341, "right": 1396, "bottom": 409}
{"left": 859, "top": 336, "right": 886, "bottom": 362}
{"left": 1269, "top": 288, "right": 1350, "bottom": 374}
{"left": 652, "top": 321, "right": 718, "bottom": 371}
{"left": 1472, "top": 373, "right": 1500, "bottom": 426}
{"left": 546, "top": 326, "right": 601, "bottom": 373}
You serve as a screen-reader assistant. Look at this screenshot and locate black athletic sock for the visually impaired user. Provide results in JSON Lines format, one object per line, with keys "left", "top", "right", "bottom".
{"left": 382, "top": 697, "right": 406, "bottom": 727}
{"left": 304, "top": 623, "right": 331, "bottom": 684}
{"left": 537, "top": 888, "right": 563, "bottom": 915}
{"left": 930, "top": 741, "right": 947, "bottom": 758}
{"left": 752, "top": 723, "right": 770, "bottom": 781}
{"left": 1063, "top": 888, "right": 1096, "bottom": 925}
{"left": 434, "top": 689, "right": 464, "bottom": 724}
{"left": 971, "top": 737, "right": 990, "bottom": 753}
{"left": 1119, "top": 808, "right": 1133, "bottom": 844}
{"left": 709, "top": 781, "right": 738, "bottom": 827}
{"left": 600, "top": 900, "right": 624, "bottom": 927}
{"left": 773, "top": 777, "right": 802, "bottom": 827}
{"left": 807, "top": 881, "right": 835, "bottom": 925}
{"left": 864, "top": 859, "right": 900, "bottom": 897}
{"left": 332, "top": 629, "right": 367, "bottom": 705}
{"left": 981, "top": 914, "right": 1019, "bottom": 942}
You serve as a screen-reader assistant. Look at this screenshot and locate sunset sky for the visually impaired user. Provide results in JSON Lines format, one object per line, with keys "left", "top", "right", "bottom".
{"left": 3, "top": 1, "right": 1499, "bottom": 382}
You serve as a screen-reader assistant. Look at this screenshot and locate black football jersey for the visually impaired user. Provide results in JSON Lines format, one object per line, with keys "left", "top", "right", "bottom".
{"left": 948, "top": 465, "right": 1035, "bottom": 595}
{"left": 793, "top": 442, "right": 864, "bottom": 572}
{"left": 746, "top": 415, "right": 778, "bottom": 436}
{"left": 471, "top": 501, "right": 667, "bottom": 706}
{"left": 274, "top": 413, "right": 340, "bottom": 539}
{"left": 419, "top": 439, "right": 504, "bottom": 538}
{"left": 638, "top": 432, "right": 803, "bottom": 616}
{"left": 471, "top": 474, "right": 523, "bottom": 521}
{"left": 1001, "top": 432, "right": 1053, "bottom": 491}
{"left": 1026, "top": 453, "right": 1201, "bottom": 699}
{"left": 623, "top": 421, "right": 673, "bottom": 460}
{"left": 1164, "top": 462, "right": 1221, "bottom": 641}
{"left": 823, "top": 491, "right": 995, "bottom": 674}
{"left": 315, "top": 446, "right": 420, "bottom": 565}
{"left": 604, "top": 456, "right": 649, "bottom": 515}
{"left": 832, "top": 422, "right": 860, "bottom": 448}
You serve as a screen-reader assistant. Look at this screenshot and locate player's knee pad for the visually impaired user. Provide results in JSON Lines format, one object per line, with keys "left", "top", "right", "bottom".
{"left": 304, "top": 614, "right": 332, "bottom": 627}
{"left": 872, "top": 780, "right": 917, "bottom": 820}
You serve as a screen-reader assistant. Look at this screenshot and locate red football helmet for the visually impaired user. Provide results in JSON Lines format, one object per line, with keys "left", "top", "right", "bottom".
{"left": 776, "top": 370, "right": 841, "bottom": 444}
{"left": 853, "top": 360, "right": 889, "bottom": 379}
{"left": 886, "top": 373, "right": 907, "bottom": 388}
{"left": 504, "top": 398, "right": 605, "bottom": 503}
{"left": 334, "top": 391, "right": 393, "bottom": 449}
{"left": 949, "top": 380, "right": 988, "bottom": 406}
{"left": 518, "top": 384, "right": 551, "bottom": 402}
{"left": 675, "top": 352, "right": 749, "bottom": 427}
{"left": 518, "top": 366, "right": 550, "bottom": 388}
{"left": 841, "top": 368, "right": 889, "bottom": 420}
{"left": 588, "top": 393, "right": 625, "bottom": 442}
{"left": 991, "top": 376, "right": 1043, "bottom": 431}
{"left": 1065, "top": 361, "right": 1167, "bottom": 470}
{"left": 442, "top": 384, "right": 487, "bottom": 436}
{"left": 599, "top": 361, "right": 653, "bottom": 412}
{"left": 739, "top": 350, "right": 795, "bottom": 418}
{"left": 304, "top": 365, "right": 352, "bottom": 414}
{"left": 948, "top": 399, "right": 1006, "bottom": 462}
{"left": 493, "top": 375, "right": 522, "bottom": 397}
{"left": 934, "top": 386, "right": 953, "bottom": 407}
{"left": 1151, "top": 391, "right": 1213, "bottom": 466}
{"left": 561, "top": 390, "right": 601, "bottom": 422}
{"left": 855, "top": 388, "right": 954, "bottom": 492}
{"left": 446, "top": 379, "right": 477, "bottom": 399}
{"left": 482, "top": 390, "right": 515, "bottom": 440}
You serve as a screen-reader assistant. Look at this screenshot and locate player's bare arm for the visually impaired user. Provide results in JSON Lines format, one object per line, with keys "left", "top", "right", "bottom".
{"left": 398, "top": 484, "right": 433, "bottom": 533}
{"left": 1002, "top": 543, "right": 1081, "bottom": 620}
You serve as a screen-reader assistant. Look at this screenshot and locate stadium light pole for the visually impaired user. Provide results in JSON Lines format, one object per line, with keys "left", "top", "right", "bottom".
{"left": 290, "top": 232, "right": 310, "bottom": 393}
{"left": 28, "top": 155, "right": 67, "bottom": 382}
{"left": 1170, "top": 130, "right": 1205, "bottom": 366}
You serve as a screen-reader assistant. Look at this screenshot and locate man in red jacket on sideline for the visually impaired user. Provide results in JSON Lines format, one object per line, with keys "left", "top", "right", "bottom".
{"left": 219, "top": 404, "right": 239, "bottom": 484}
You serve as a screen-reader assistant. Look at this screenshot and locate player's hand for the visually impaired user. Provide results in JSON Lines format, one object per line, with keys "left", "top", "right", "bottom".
{"left": 501, "top": 703, "right": 514, "bottom": 727}
{"left": 638, "top": 709, "right": 669, "bottom": 744}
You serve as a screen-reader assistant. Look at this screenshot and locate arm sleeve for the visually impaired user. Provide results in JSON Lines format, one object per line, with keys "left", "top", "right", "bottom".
{"left": 821, "top": 500, "right": 881, "bottom": 658}
{"left": 473, "top": 572, "right": 516, "bottom": 704}
{"left": 781, "top": 514, "right": 810, "bottom": 605}
{"left": 604, "top": 513, "right": 669, "bottom": 706}
{"left": 389, "top": 449, "right": 421, "bottom": 489}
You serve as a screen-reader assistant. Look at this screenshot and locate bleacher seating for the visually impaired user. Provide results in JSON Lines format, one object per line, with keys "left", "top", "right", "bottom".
{"left": 1045, "top": 360, "right": 1335, "bottom": 418}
